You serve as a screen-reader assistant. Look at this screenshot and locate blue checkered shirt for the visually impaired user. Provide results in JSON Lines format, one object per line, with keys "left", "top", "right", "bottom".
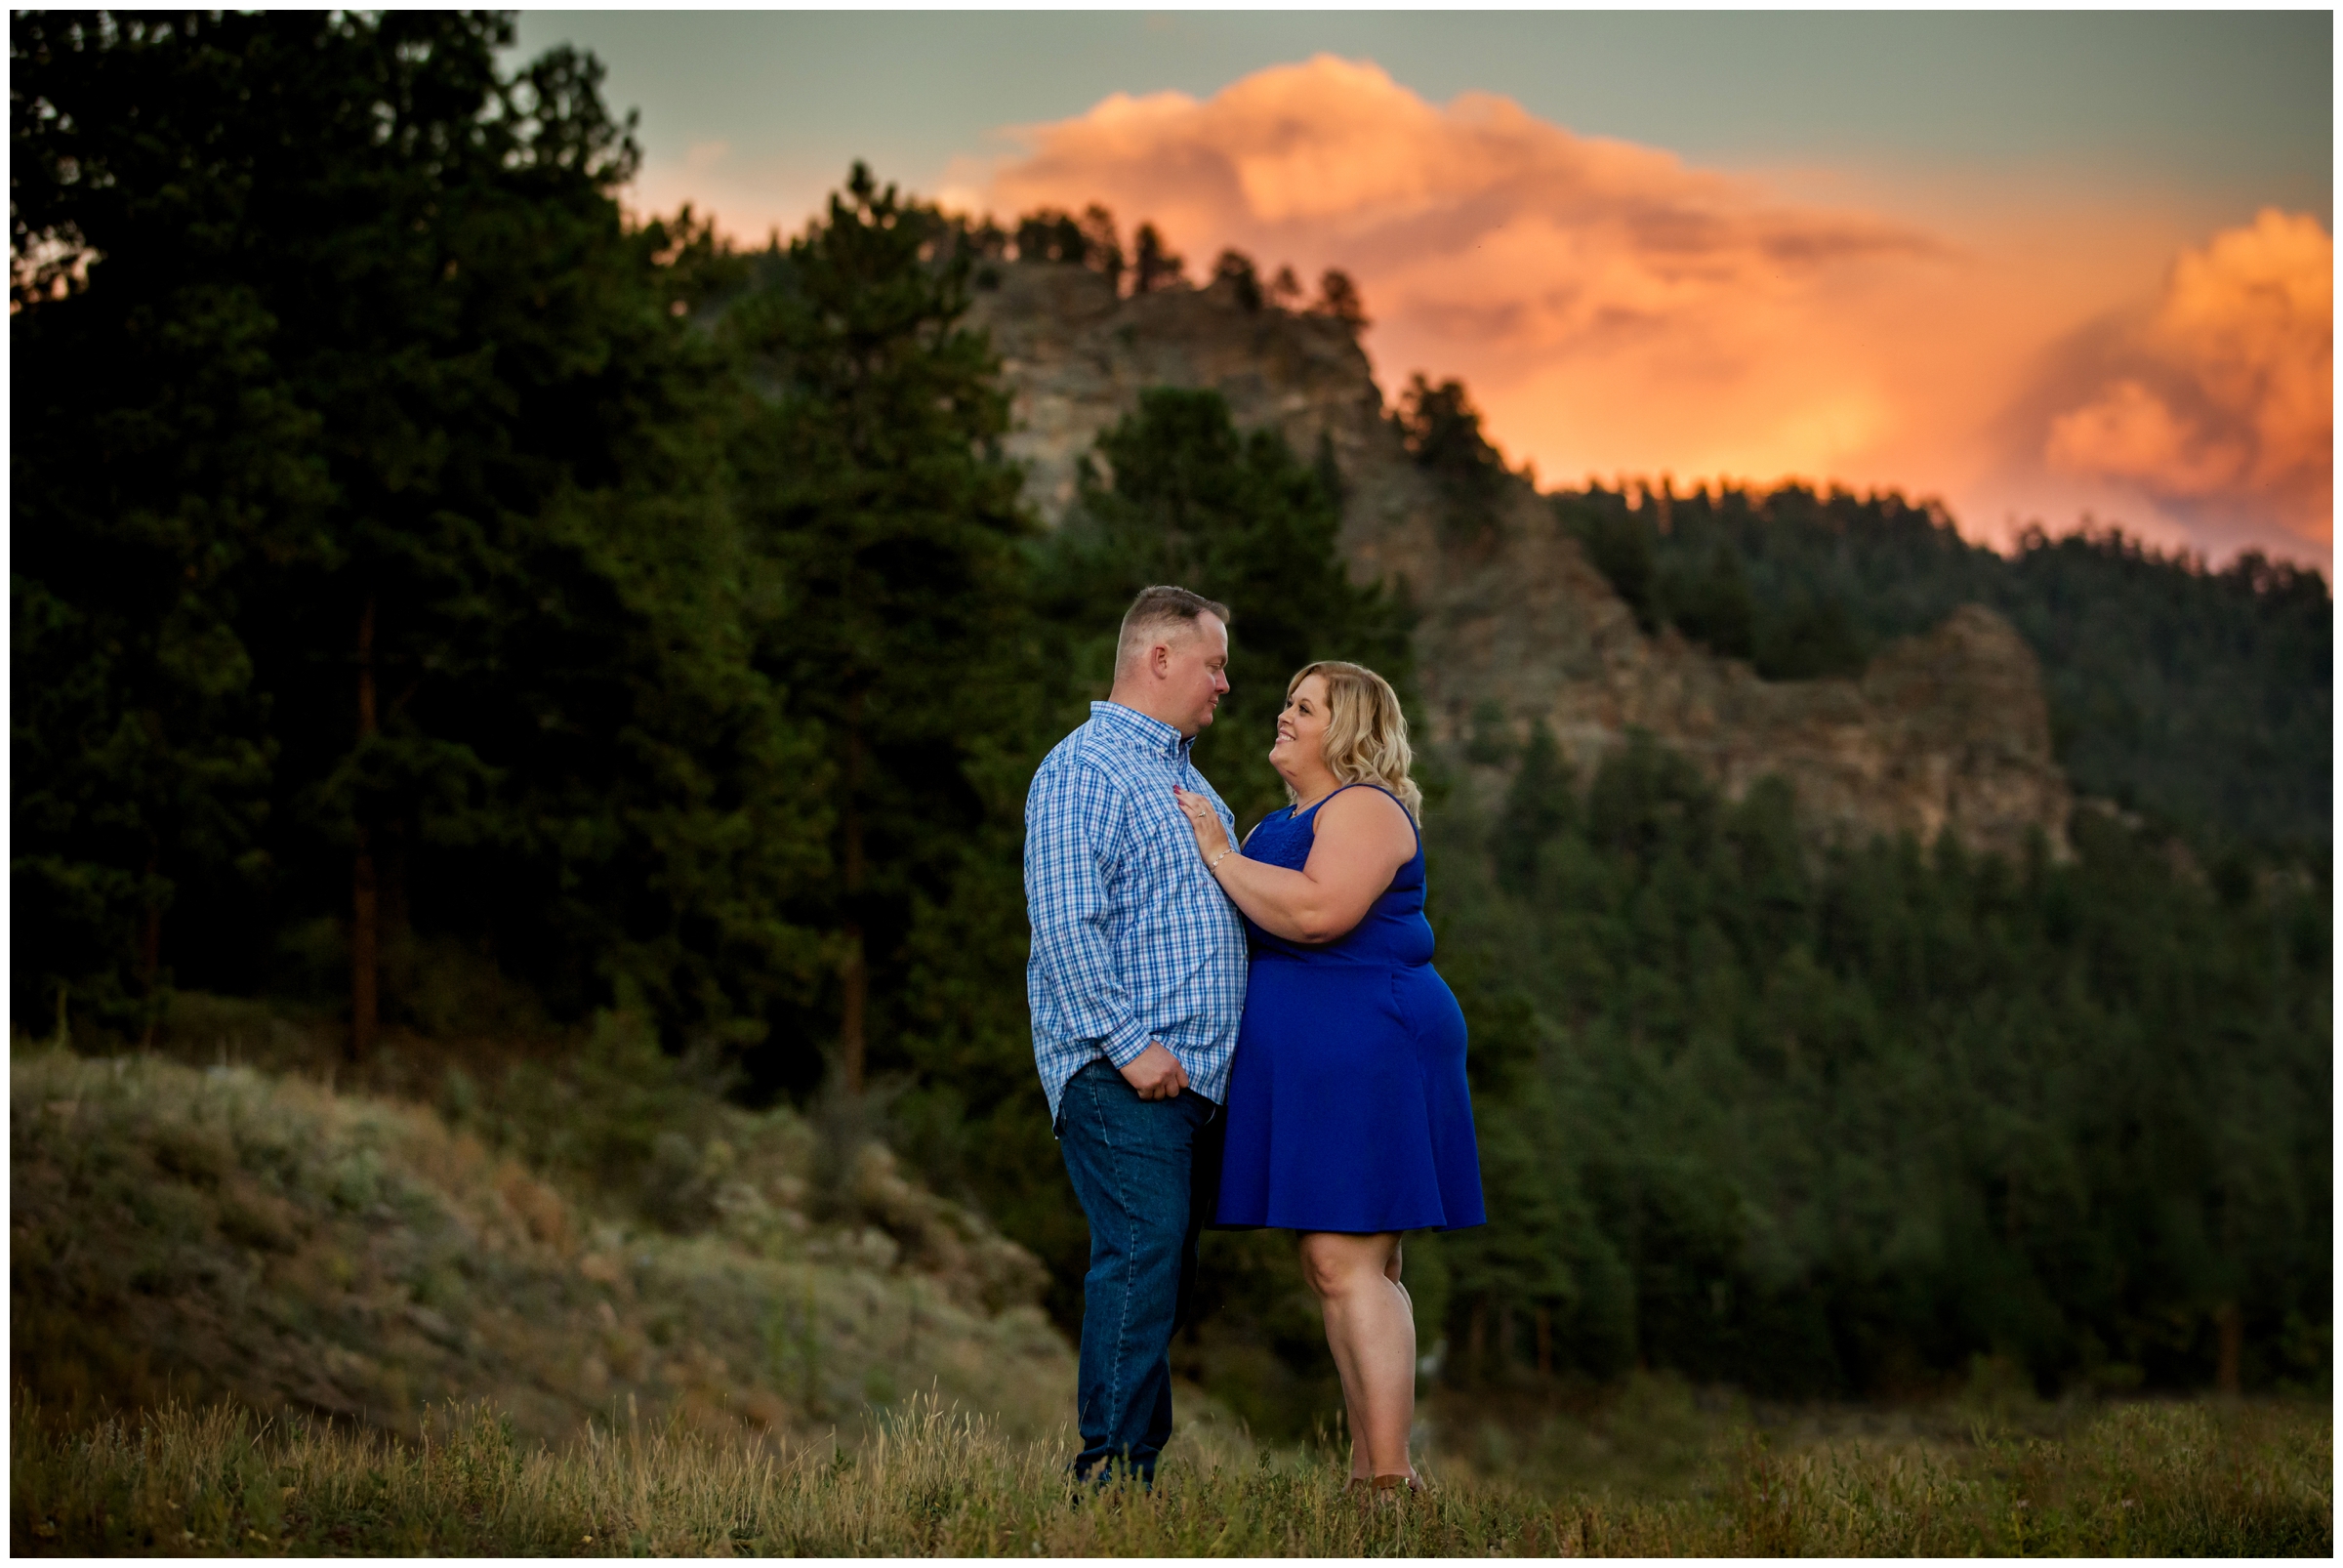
{"left": 1025, "top": 701, "right": 1248, "bottom": 1126}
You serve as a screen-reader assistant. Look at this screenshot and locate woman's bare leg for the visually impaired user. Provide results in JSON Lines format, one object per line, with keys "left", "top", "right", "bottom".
{"left": 1299, "top": 1231, "right": 1417, "bottom": 1481}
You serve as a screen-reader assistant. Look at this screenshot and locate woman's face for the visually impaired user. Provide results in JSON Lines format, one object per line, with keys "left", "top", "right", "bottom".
{"left": 1269, "top": 673, "right": 1333, "bottom": 784}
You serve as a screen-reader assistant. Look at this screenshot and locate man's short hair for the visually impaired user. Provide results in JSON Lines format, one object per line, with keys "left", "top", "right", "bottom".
{"left": 1116, "top": 585, "right": 1232, "bottom": 678}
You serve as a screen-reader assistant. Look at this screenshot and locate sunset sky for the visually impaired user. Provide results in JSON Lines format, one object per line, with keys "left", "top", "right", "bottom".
{"left": 510, "top": 12, "right": 2333, "bottom": 567}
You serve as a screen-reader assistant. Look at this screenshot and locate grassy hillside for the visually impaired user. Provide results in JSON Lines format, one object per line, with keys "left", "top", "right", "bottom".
{"left": 10, "top": 1036, "right": 1073, "bottom": 1446}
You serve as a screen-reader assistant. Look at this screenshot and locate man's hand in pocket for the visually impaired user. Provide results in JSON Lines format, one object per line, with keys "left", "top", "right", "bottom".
{"left": 1120, "top": 1041, "right": 1188, "bottom": 1101}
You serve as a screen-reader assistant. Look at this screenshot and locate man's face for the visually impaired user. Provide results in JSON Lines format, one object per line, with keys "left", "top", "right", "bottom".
{"left": 1164, "top": 614, "right": 1231, "bottom": 737}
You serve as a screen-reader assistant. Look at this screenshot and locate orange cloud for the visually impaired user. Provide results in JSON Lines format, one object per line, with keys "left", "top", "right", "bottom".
{"left": 976, "top": 57, "right": 2329, "bottom": 565}
{"left": 986, "top": 59, "right": 1938, "bottom": 425}
{"left": 2043, "top": 210, "right": 2331, "bottom": 546}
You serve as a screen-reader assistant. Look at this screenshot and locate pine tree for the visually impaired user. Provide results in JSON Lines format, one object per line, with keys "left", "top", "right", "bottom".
{"left": 1037, "top": 388, "right": 1413, "bottom": 829}
{"left": 1132, "top": 223, "right": 1184, "bottom": 294}
{"left": 12, "top": 13, "right": 827, "bottom": 1052}
{"left": 725, "top": 164, "right": 1035, "bottom": 1095}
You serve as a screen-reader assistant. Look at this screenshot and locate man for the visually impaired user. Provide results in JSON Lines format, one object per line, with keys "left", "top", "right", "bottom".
{"left": 1024, "top": 585, "right": 1247, "bottom": 1487}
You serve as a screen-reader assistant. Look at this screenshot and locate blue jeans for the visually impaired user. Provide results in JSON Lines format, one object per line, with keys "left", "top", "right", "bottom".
{"left": 1054, "top": 1058, "right": 1223, "bottom": 1483}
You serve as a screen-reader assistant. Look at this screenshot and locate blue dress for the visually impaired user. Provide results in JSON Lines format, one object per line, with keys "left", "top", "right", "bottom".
{"left": 1213, "top": 784, "right": 1486, "bottom": 1233}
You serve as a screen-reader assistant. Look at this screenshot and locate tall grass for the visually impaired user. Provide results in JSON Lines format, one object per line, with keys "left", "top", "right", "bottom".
{"left": 13, "top": 1389, "right": 2328, "bottom": 1556}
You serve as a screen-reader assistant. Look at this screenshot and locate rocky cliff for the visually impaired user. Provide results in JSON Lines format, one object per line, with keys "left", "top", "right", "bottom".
{"left": 970, "top": 262, "right": 2072, "bottom": 858}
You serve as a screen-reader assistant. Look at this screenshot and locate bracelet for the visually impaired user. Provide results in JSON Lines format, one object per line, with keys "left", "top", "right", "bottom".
{"left": 1207, "top": 846, "right": 1234, "bottom": 873}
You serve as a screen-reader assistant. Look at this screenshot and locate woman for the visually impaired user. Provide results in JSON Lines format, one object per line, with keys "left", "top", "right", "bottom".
{"left": 1172, "top": 661, "right": 1483, "bottom": 1495}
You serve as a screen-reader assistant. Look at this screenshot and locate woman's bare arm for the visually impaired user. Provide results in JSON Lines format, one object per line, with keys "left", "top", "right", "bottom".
{"left": 1174, "top": 786, "right": 1415, "bottom": 943}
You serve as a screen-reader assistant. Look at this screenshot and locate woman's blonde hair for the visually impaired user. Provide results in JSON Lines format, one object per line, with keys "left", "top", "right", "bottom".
{"left": 1285, "top": 661, "right": 1422, "bottom": 821}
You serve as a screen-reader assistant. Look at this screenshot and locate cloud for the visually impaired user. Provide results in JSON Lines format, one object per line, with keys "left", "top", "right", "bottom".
{"left": 2041, "top": 210, "right": 2331, "bottom": 547}
{"left": 977, "top": 57, "right": 2329, "bottom": 565}
{"left": 988, "top": 57, "right": 1937, "bottom": 362}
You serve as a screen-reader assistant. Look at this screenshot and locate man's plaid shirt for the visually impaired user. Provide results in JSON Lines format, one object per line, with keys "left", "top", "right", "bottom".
{"left": 1025, "top": 701, "right": 1248, "bottom": 1127}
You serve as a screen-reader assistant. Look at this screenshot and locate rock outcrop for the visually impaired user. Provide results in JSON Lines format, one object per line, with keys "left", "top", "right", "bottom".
{"left": 970, "top": 262, "right": 2072, "bottom": 857}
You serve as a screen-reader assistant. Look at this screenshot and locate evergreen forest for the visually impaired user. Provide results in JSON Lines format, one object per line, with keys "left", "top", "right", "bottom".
{"left": 1558, "top": 484, "right": 2331, "bottom": 851}
{"left": 12, "top": 12, "right": 2330, "bottom": 1428}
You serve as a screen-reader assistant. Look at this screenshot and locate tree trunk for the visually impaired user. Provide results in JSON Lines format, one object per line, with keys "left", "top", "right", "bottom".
{"left": 839, "top": 922, "right": 867, "bottom": 1093}
{"left": 139, "top": 847, "right": 163, "bottom": 1048}
{"left": 351, "top": 827, "right": 378, "bottom": 1062}
{"left": 1467, "top": 1300, "right": 1488, "bottom": 1384}
{"left": 139, "top": 852, "right": 162, "bottom": 990}
{"left": 1536, "top": 1304, "right": 1553, "bottom": 1377}
{"left": 2216, "top": 1301, "right": 2242, "bottom": 1396}
{"left": 349, "top": 597, "right": 378, "bottom": 1064}
{"left": 838, "top": 692, "right": 868, "bottom": 1093}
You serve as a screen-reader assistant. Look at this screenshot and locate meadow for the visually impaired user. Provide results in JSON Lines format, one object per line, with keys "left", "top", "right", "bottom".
{"left": 12, "top": 1388, "right": 2330, "bottom": 1556}
{"left": 13, "top": 1027, "right": 2330, "bottom": 1556}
